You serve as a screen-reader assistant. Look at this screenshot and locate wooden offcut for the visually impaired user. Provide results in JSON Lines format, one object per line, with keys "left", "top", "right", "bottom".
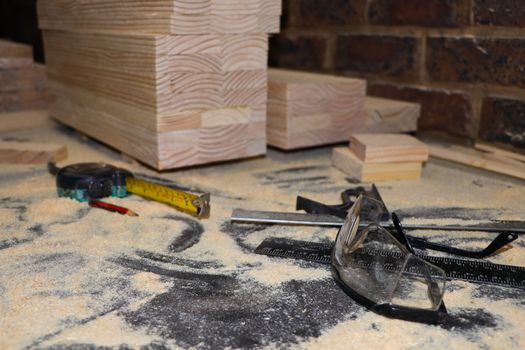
{"left": 0, "top": 142, "right": 67, "bottom": 164}
{"left": 359, "top": 97, "right": 420, "bottom": 133}
{"left": 474, "top": 142, "right": 525, "bottom": 163}
{"left": 267, "top": 68, "right": 366, "bottom": 150}
{"left": 349, "top": 133, "right": 429, "bottom": 163}
{"left": 332, "top": 147, "right": 422, "bottom": 182}
{"left": 1, "top": 41, "right": 49, "bottom": 113}
{"left": 428, "top": 142, "right": 525, "bottom": 180}
{"left": 0, "top": 110, "right": 51, "bottom": 132}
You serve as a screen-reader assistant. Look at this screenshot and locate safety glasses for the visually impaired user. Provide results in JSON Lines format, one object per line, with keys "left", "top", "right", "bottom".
{"left": 331, "top": 195, "right": 448, "bottom": 323}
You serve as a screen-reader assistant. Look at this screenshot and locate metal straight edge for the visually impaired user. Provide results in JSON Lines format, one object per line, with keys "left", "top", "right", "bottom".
{"left": 231, "top": 209, "right": 525, "bottom": 234}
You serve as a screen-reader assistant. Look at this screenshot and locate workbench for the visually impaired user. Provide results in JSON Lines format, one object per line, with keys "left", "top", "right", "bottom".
{"left": 1, "top": 122, "right": 524, "bottom": 349}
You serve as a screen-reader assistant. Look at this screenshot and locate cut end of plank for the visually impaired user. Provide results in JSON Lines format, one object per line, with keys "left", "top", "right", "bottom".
{"left": 349, "top": 133, "right": 429, "bottom": 164}
{"left": 0, "top": 141, "right": 68, "bottom": 165}
{"left": 332, "top": 147, "right": 422, "bottom": 182}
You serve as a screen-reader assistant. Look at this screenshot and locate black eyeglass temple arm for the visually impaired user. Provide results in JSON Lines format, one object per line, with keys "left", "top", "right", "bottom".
{"left": 391, "top": 212, "right": 518, "bottom": 259}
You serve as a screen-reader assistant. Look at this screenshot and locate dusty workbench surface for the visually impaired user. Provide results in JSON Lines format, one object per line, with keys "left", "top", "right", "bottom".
{"left": 1, "top": 123, "right": 524, "bottom": 349}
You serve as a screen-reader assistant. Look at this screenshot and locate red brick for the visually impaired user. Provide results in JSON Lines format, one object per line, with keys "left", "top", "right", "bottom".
{"left": 269, "top": 34, "right": 327, "bottom": 70}
{"left": 295, "top": 0, "right": 367, "bottom": 27}
{"left": 336, "top": 34, "right": 420, "bottom": 79}
{"left": 426, "top": 36, "right": 525, "bottom": 88}
{"left": 479, "top": 96, "right": 525, "bottom": 150}
{"left": 368, "top": 83, "right": 474, "bottom": 137}
{"left": 474, "top": 0, "right": 525, "bottom": 27}
{"left": 369, "top": 0, "right": 470, "bottom": 27}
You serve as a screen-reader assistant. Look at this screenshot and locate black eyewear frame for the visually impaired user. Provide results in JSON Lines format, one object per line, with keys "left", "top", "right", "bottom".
{"left": 331, "top": 208, "right": 517, "bottom": 324}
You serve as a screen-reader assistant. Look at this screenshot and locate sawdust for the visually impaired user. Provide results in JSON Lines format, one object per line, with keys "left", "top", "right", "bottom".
{"left": 43, "top": 314, "right": 161, "bottom": 348}
{"left": 1, "top": 125, "right": 525, "bottom": 348}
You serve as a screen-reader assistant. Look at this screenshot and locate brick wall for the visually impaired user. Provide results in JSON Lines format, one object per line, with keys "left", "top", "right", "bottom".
{"left": 270, "top": 0, "right": 525, "bottom": 151}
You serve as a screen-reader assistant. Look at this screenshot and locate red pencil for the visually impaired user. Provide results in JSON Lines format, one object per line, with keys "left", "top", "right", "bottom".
{"left": 89, "top": 200, "right": 139, "bottom": 217}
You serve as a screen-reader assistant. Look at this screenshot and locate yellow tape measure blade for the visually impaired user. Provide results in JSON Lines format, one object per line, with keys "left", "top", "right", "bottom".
{"left": 125, "top": 177, "right": 210, "bottom": 218}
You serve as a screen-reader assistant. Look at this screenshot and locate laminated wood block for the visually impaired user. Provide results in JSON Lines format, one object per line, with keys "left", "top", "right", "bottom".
{"left": 332, "top": 147, "right": 422, "bottom": 182}
{"left": 349, "top": 134, "right": 429, "bottom": 163}
{"left": 38, "top": 0, "right": 282, "bottom": 34}
{"left": 43, "top": 31, "right": 269, "bottom": 113}
{"left": 267, "top": 68, "right": 366, "bottom": 150}
{"left": 0, "top": 142, "right": 67, "bottom": 164}
{"left": 50, "top": 81, "right": 265, "bottom": 170}
{"left": 268, "top": 68, "right": 365, "bottom": 101}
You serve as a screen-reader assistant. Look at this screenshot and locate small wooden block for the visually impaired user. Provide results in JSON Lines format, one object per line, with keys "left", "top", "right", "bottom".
{"left": 356, "top": 97, "right": 420, "bottom": 134}
{"left": 332, "top": 147, "right": 422, "bottom": 182}
{"left": 0, "top": 142, "right": 68, "bottom": 164}
{"left": 350, "top": 133, "right": 429, "bottom": 163}
{"left": 0, "top": 110, "right": 51, "bottom": 132}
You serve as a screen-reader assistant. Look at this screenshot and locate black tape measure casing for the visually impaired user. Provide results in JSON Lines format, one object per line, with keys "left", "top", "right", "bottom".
{"left": 56, "top": 163, "right": 133, "bottom": 202}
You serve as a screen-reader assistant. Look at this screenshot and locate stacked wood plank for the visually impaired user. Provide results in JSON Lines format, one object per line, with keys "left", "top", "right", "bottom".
{"left": 0, "top": 40, "right": 49, "bottom": 114}
{"left": 267, "top": 69, "right": 367, "bottom": 149}
{"left": 38, "top": 0, "right": 281, "bottom": 170}
{"left": 267, "top": 69, "right": 422, "bottom": 150}
{"left": 332, "top": 134, "right": 429, "bottom": 182}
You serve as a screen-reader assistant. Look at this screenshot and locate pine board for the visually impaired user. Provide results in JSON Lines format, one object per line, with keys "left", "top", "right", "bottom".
{"left": 0, "top": 141, "right": 67, "bottom": 164}
{"left": 49, "top": 81, "right": 265, "bottom": 170}
{"left": 474, "top": 142, "right": 525, "bottom": 163}
{"left": 349, "top": 133, "right": 429, "bottom": 163}
{"left": 38, "top": 0, "right": 281, "bottom": 34}
{"left": 428, "top": 142, "right": 525, "bottom": 181}
{"left": 43, "top": 31, "right": 269, "bottom": 114}
{"left": 267, "top": 68, "right": 366, "bottom": 150}
{"left": 332, "top": 147, "right": 422, "bottom": 182}
{"left": 0, "top": 110, "right": 51, "bottom": 132}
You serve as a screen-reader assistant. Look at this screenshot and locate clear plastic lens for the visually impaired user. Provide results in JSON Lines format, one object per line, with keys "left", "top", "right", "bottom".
{"left": 332, "top": 195, "right": 446, "bottom": 311}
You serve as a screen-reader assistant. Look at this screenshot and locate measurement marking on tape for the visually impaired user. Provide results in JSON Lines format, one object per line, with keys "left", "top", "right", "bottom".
{"left": 254, "top": 238, "right": 525, "bottom": 288}
{"left": 126, "top": 177, "right": 210, "bottom": 218}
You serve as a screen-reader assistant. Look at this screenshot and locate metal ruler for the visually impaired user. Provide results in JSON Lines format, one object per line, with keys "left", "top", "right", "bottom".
{"left": 255, "top": 237, "right": 525, "bottom": 288}
{"left": 126, "top": 177, "right": 210, "bottom": 218}
{"left": 232, "top": 209, "right": 525, "bottom": 234}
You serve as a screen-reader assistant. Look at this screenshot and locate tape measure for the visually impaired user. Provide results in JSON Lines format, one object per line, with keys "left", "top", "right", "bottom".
{"left": 125, "top": 177, "right": 210, "bottom": 218}
{"left": 255, "top": 237, "right": 525, "bottom": 288}
{"left": 51, "top": 162, "right": 210, "bottom": 218}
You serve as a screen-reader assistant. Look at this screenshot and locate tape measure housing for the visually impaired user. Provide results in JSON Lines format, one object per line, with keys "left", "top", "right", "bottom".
{"left": 56, "top": 163, "right": 133, "bottom": 202}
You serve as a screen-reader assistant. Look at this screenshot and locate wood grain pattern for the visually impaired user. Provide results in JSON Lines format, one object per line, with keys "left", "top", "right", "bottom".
{"left": 353, "top": 97, "right": 421, "bottom": 134}
{"left": 349, "top": 134, "right": 429, "bottom": 163}
{"left": 474, "top": 142, "right": 525, "bottom": 163}
{"left": 428, "top": 142, "right": 525, "bottom": 180}
{"left": 39, "top": 1, "right": 278, "bottom": 169}
{"left": 0, "top": 142, "right": 67, "bottom": 164}
{"left": 0, "top": 110, "right": 51, "bottom": 132}
{"left": 267, "top": 68, "right": 366, "bottom": 150}
{"left": 37, "top": 0, "right": 281, "bottom": 34}
{"left": 43, "top": 31, "right": 269, "bottom": 113}
{"left": 332, "top": 147, "right": 422, "bottom": 182}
